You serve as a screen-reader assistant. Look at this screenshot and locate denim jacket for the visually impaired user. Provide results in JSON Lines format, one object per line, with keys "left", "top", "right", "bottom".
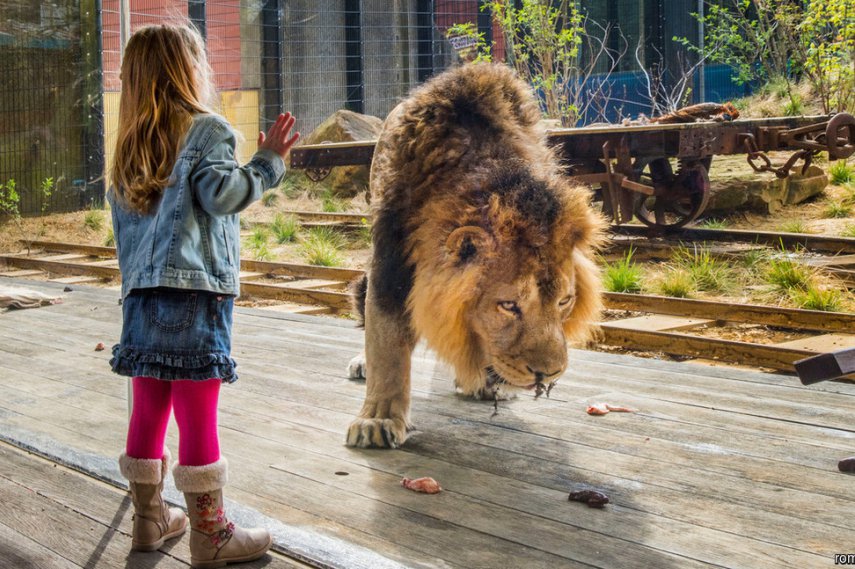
{"left": 109, "top": 113, "right": 285, "bottom": 298}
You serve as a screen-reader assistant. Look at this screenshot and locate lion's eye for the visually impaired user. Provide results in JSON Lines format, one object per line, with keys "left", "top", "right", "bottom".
{"left": 497, "top": 301, "right": 520, "bottom": 315}
{"left": 559, "top": 295, "right": 575, "bottom": 307}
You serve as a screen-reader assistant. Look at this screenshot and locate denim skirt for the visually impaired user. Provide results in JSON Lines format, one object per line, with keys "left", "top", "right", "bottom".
{"left": 110, "top": 288, "right": 238, "bottom": 383}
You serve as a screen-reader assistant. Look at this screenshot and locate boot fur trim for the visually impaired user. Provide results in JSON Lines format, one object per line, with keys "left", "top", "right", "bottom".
{"left": 172, "top": 458, "right": 229, "bottom": 493}
{"left": 119, "top": 448, "right": 171, "bottom": 484}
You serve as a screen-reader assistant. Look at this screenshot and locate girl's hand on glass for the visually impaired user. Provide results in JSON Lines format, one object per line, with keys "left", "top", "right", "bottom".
{"left": 257, "top": 112, "right": 300, "bottom": 159}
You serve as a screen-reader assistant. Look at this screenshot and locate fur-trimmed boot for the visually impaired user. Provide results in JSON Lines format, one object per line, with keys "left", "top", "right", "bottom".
{"left": 119, "top": 449, "right": 188, "bottom": 551}
{"left": 173, "top": 458, "right": 272, "bottom": 569}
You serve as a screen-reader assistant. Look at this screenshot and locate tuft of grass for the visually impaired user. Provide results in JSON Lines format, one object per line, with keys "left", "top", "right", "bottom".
{"left": 300, "top": 227, "right": 345, "bottom": 266}
{"left": 279, "top": 172, "right": 307, "bottom": 198}
{"left": 239, "top": 216, "right": 251, "bottom": 230}
{"left": 840, "top": 224, "right": 855, "bottom": 238}
{"left": 321, "top": 193, "right": 347, "bottom": 213}
{"left": 765, "top": 256, "right": 813, "bottom": 291}
{"left": 251, "top": 242, "right": 273, "bottom": 261}
{"left": 603, "top": 248, "right": 643, "bottom": 293}
{"left": 247, "top": 226, "right": 269, "bottom": 250}
{"left": 83, "top": 208, "right": 104, "bottom": 232}
{"left": 822, "top": 200, "right": 852, "bottom": 219}
{"left": 657, "top": 268, "right": 695, "bottom": 298}
{"left": 829, "top": 160, "right": 854, "bottom": 185}
{"left": 792, "top": 286, "right": 844, "bottom": 312}
{"left": 782, "top": 94, "right": 804, "bottom": 117}
{"left": 261, "top": 190, "right": 279, "bottom": 207}
{"left": 698, "top": 218, "right": 729, "bottom": 229}
{"left": 104, "top": 227, "right": 115, "bottom": 247}
{"left": 671, "top": 245, "right": 733, "bottom": 292}
{"left": 778, "top": 219, "right": 810, "bottom": 234}
{"left": 270, "top": 213, "right": 299, "bottom": 243}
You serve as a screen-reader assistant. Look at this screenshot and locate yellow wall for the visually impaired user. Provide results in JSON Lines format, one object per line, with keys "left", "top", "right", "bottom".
{"left": 101, "top": 89, "right": 260, "bottom": 185}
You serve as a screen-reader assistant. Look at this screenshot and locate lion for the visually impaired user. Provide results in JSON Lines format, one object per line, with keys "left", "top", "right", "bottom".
{"left": 345, "top": 63, "right": 604, "bottom": 448}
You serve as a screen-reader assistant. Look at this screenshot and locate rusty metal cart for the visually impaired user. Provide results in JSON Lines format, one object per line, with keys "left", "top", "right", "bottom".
{"left": 290, "top": 113, "right": 855, "bottom": 230}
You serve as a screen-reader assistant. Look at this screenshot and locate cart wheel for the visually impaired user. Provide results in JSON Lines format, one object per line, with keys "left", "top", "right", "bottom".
{"left": 634, "top": 158, "right": 710, "bottom": 229}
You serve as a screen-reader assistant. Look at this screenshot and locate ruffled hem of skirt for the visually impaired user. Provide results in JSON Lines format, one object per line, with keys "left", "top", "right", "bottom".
{"left": 110, "top": 345, "right": 238, "bottom": 383}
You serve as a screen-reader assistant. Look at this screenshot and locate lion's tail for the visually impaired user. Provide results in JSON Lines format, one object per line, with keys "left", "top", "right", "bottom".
{"left": 350, "top": 273, "right": 368, "bottom": 327}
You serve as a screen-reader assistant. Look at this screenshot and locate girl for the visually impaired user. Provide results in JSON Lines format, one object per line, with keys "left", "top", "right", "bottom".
{"left": 109, "top": 24, "right": 298, "bottom": 568}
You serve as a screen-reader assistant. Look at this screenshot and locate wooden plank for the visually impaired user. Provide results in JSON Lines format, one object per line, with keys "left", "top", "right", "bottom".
{"left": 611, "top": 225, "right": 855, "bottom": 255}
{"left": 607, "top": 315, "right": 714, "bottom": 332}
{"left": 775, "top": 333, "right": 855, "bottom": 352}
{"left": 604, "top": 292, "right": 855, "bottom": 333}
{"left": 0, "top": 443, "right": 310, "bottom": 569}
{"left": 40, "top": 253, "right": 89, "bottom": 262}
{"left": 257, "top": 304, "right": 334, "bottom": 316}
{"left": 0, "top": 269, "right": 45, "bottom": 277}
{"left": 280, "top": 279, "right": 348, "bottom": 291}
{"left": 49, "top": 275, "right": 103, "bottom": 284}
{"left": 240, "top": 259, "right": 362, "bottom": 282}
{"left": 0, "top": 522, "right": 79, "bottom": 569}
{"left": 599, "top": 323, "right": 814, "bottom": 372}
{"left": 25, "top": 240, "right": 117, "bottom": 257}
{"left": 241, "top": 282, "right": 351, "bottom": 310}
{"left": 0, "top": 255, "right": 120, "bottom": 279}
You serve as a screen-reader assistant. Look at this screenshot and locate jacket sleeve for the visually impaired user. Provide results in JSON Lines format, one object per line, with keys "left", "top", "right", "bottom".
{"left": 191, "top": 122, "right": 286, "bottom": 216}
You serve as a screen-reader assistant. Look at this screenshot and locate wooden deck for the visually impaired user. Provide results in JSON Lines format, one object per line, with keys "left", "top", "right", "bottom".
{"left": 1, "top": 279, "right": 854, "bottom": 568}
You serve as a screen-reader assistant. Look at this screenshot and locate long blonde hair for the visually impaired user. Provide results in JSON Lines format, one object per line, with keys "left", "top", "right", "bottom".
{"left": 110, "top": 24, "right": 216, "bottom": 213}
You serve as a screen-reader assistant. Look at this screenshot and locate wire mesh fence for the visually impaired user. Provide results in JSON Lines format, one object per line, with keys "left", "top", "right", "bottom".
{"left": 1, "top": 0, "right": 748, "bottom": 215}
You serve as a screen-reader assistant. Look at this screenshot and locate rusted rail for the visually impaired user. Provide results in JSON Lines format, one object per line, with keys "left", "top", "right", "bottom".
{"left": 290, "top": 113, "right": 855, "bottom": 230}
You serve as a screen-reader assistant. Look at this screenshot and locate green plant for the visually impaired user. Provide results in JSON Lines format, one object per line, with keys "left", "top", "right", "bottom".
{"left": 300, "top": 227, "right": 345, "bottom": 267}
{"left": 261, "top": 190, "right": 279, "bottom": 207}
{"left": 251, "top": 242, "right": 273, "bottom": 261}
{"left": 247, "top": 226, "right": 269, "bottom": 250}
{"left": 829, "top": 160, "right": 854, "bottom": 185}
{"left": 270, "top": 213, "right": 299, "bottom": 244}
{"left": 453, "top": 0, "right": 625, "bottom": 126}
{"left": 676, "top": 1, "right": 802, "bottom": 86}
{"left": 39, "top": 177, "right": 54, "bottom": 216}
{"left": 239, "top": 216, "right": 251, "bottom": 230}
{"left": 603, "top": 248, "right": 643, "bottom": 293}
{"left": 841, "top": 224, "right": 855, "bottom": 237}
{"left": 672, "top": 245, "right": 733, "bottom": 292}
{"left": 792, "top": 286, "right": 844, "bottom": 312}
{"left": 778, "top": 219, "right": 811, "bottom": 234}
{"left": 798, "top": 0, "right": 855, "bottom": 113}
{"left": 83, "top": 207, "right": 104, "bottom": 232}
{"left": 104, "top": 227, "right": 115, "bottom": 247}
{"left": 698, "top": 217, "right": 729, "bottom": 229}
{"left": 822, "top": 200, "right": 852, "bottom": 218}
{"left": 765, "top": 256, "right": 813, "bottom": 291}
{"left": 782, "top": 94, "right": 805, "bottom": 116}
{"left": 658, "top": 268, "right": 695, "bottom": 298}
{"left": 279, "top": 172, "right": 307, "bottom": 198}
{"left": 321, "top": 192, "right": 346, "bottom": 213}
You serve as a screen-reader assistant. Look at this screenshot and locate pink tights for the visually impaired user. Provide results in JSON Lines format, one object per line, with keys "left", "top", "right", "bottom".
{"left": 125, "top": 376, "right": 221, "bottom": 466}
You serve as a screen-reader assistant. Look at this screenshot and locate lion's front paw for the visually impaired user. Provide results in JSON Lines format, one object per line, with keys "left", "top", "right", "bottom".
{"left": 346, "top": 417, "right": 410, "bottom": 448}
{"left": 347, "top": 353, "right": 367, "bottom": 380}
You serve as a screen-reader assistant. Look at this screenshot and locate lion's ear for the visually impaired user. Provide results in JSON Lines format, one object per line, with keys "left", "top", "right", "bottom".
{"left": 445, "top": 226, "right": 492, "bottom": 264}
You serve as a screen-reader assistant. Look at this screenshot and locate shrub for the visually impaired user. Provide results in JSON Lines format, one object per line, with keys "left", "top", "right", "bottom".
{"left": 84, "top": 208, "right": 104, "bottom": 232}
{"left": 765, "top": 257, "right": 812, "bottom": 291}
{"left": 247, "top": 226, "right": 269, "bottom": 250}
{"left": 829, "top": 160, "right": 854, "bottom": 185}
{"left": 300, "top": 227, "right": 345, "bottom": 267}
{"left": 270, "top": 213, "right": 299, "bottom": 244}
{"left": 822, "top": 200, "right": 852, "bottom": 219}
{"left": 778, "top": 219, "right": 810, "bottom": 234}
{"left": 672, "top": 245, "right": 733, "bottom": 292}
{"left": 792, "top": 287, "right": 843, "bottom": 312}
{"left": 658, "top": 268, "right": 695, "bottom": 298}
{"left": 603, "top": 248, "right": 643, "bottom": 293}
{"left": 104, "top": 227, "right": 115, "bottom": 247}
{"left": 261, "top": 191, "right": 279, "bottom": 207}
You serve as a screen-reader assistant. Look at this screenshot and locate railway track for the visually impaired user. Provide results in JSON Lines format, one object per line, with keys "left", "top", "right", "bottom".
{"left": 273, "top": 210, "right": 855, "bottom": 283}
{"left": 2, "top": 239, "right": 853, "bottom": 377}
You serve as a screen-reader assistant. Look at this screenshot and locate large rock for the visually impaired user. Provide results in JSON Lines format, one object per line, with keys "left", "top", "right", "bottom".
{"left": 706, "top": 164, "right": 828, "bottom": 215}
{"left": 303, "top": 110, "right": 383, "bottom": 198}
